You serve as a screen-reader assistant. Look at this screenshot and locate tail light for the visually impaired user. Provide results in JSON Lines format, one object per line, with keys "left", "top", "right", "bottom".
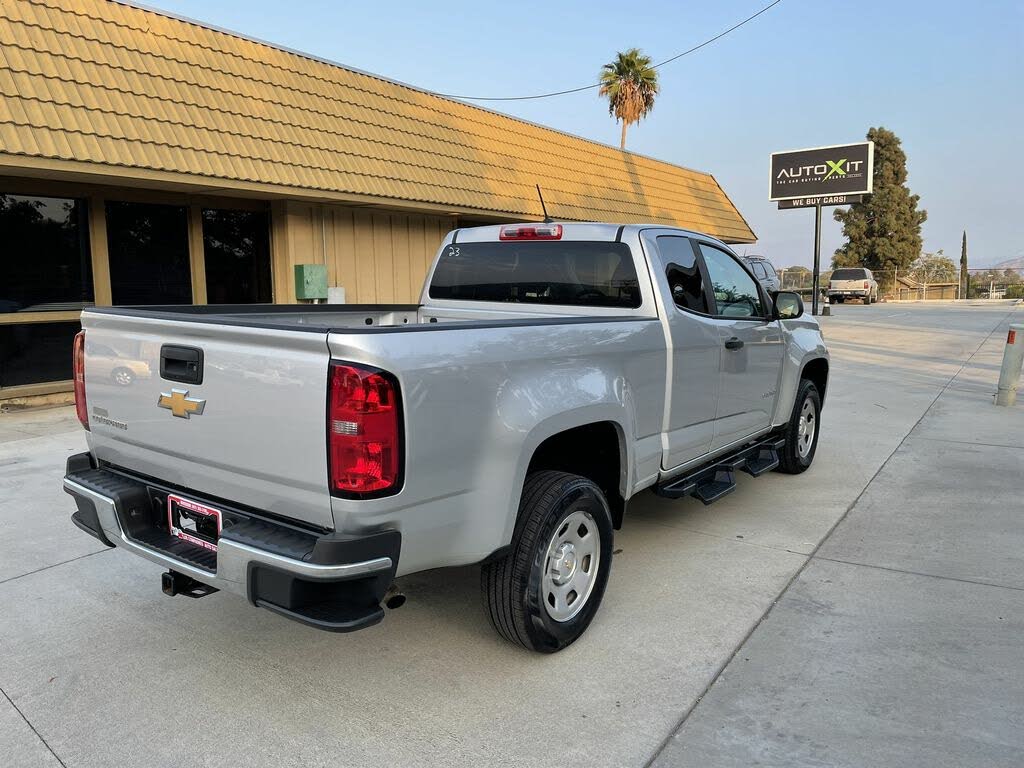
{"left": 73, "top": 331, "right": 89, "bottom": 430}
{"left": 328, "top": 363, "right": 402, "bottom": 496}
{"left": 863, "top": 281, "right": 870, "bottom": 289}
{"left": 499, "top": 223, "right": 562, "bottom": 240}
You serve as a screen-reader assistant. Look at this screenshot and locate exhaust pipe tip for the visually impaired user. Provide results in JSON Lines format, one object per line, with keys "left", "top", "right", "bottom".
{"left": 383, "top": 584, "right": 406, "bottom": 610}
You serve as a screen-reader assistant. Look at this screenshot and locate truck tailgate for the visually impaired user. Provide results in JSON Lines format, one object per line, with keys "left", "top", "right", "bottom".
{"left": 80, "top": 312, "right": 334, "bottom": 530}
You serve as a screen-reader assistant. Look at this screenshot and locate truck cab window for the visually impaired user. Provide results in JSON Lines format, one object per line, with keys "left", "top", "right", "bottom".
{"left": 657, "top": 236, "right": 709, "bottom": 314}
{"left": 698, "top": 244, "right": 764, "bottom": 318}
{"left": 428, "top": 241, "right": 641, "bottom": 308}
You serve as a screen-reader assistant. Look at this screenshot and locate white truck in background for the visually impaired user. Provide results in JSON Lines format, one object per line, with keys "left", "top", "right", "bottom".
{"left": 829, "top": 267, "right": 879, "bottom": 304}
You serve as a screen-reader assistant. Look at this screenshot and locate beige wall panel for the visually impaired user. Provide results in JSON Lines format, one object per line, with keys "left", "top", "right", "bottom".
{"left": 352, "top": 211, "right": 377, "bottom": 303}
{"left": 270, "top": 200, "right": 291, "bottom": 303}
{"left": 371, "top": 213, "right": 395, "bottom": 304}
{"left": 187, "top": 203, "right": 207, "bottom": 304}
{"left": 409, "top": 216, "right": 430, "bottom": 299}
{"left": 255, "top": 201, "right": 452, "bottom": 308}
{"left": 390, "top": 216, "right": 412, "bottom": 303}
{"left": 86, "top": 192, "right": 112, "bottom": 306}
{"left": 333, "top": 208, "right": 358, "bottom": 303}
{"left": 323, "top": 206, "right": 343, "bottom": 299}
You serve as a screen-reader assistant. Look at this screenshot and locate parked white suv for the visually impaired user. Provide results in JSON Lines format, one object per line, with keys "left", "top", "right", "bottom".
{"left": 828, "top": 267, "right": 878, "bottom": 304}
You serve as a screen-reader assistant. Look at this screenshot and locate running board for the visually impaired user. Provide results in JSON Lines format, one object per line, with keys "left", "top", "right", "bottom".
{"left": 654, "top": 436, "right": 786, "bottom": 506}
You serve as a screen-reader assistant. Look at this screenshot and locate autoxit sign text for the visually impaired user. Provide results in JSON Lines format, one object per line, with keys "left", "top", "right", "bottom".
{"left": 770, "top": 142, "right": 874, "bottom": 200}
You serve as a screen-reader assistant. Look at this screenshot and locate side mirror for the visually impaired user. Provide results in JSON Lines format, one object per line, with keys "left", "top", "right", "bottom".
{"left": 773, "top": 291, "right": 804, "bottom": 320}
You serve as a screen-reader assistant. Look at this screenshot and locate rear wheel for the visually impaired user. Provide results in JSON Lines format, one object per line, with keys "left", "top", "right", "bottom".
{"left": 778, "top": 379, "right": 821, "bottom": 474}
{"left": 481, "top": 471, "right": 613, "bottom": 653}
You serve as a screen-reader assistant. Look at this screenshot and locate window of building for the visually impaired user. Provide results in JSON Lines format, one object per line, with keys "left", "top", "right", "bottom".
{"left": 202, "top": 208, "right": 272, "bottom": 303}
{"left": 699, "top": 244, "right": 765, "bottom": 318}
{"left": 106, "top": 201, "right": 191, "bottom": 305}
{"left": 0, "top": 194, "right": 92, "bottom": 313}
{"left": 657, "top": 236, "right": 709, "bottom": 314}
{"left": 0, "top": 322, "right": 80, "bottom": 387}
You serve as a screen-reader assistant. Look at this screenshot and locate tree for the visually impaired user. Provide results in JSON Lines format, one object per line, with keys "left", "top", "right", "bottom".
{"left": 598, "top": 49, "right": 659, "bottom": 150}
{"left": 959, "top": 231, "right": 968, "bottom": 299}
{"left": 833, "top": 127, "right": 927, "bottom": 271}
{"left": 909, "top": 250, "right": 957, "bottom": 283}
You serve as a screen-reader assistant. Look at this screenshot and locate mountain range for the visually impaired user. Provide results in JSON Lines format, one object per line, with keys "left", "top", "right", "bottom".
{"left": 990, "top": 256, "right": 1024, "bottom": 270}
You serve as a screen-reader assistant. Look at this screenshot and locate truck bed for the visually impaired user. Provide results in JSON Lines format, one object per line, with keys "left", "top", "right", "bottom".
{"left": 79, "top": 302, "right": 666, "bottom": 570}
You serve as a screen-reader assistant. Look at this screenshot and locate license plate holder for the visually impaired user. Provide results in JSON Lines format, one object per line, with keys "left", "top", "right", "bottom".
{"left": 167, "top": 494, "right": 222, "bottom": 552}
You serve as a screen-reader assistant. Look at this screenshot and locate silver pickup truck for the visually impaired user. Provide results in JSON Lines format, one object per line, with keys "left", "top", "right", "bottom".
{"left": 64, "top": 222, "right": 829, "bottom": 653}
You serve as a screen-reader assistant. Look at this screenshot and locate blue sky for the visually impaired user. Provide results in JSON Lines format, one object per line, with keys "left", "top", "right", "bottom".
{"left": 150, "top": 0, "right": 1022, "bottom": 268}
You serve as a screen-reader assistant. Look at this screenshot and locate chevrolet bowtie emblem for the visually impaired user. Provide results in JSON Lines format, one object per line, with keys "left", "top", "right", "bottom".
{"left": 157, "top": 388, "right": 206, "bottom": 419}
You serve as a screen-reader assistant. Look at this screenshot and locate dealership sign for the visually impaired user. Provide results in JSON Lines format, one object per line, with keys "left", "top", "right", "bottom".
{"left": 770, "top": 142, "right": 874, "bottom": 201}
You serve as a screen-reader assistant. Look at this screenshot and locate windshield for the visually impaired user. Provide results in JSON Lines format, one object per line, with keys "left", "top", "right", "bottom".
{"left": 429, "top": 241, "right": 641, "bottom": 308}
{"left": 831, "top": 268, "right": 868, "bottom": 280}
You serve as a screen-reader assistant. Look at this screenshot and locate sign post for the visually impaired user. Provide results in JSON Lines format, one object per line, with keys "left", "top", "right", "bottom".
{"left": 812, "top": 200, "right": 822, "bottom": 316}
{"left": 770, "top": 142, "right": 874, "bottom": 315}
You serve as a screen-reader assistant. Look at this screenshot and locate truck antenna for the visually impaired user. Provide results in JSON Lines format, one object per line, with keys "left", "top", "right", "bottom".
{"left": 536, "top": 185, "right": 553, "bottom": 223}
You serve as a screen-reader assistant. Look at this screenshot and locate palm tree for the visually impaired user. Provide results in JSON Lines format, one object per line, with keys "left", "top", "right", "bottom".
{"left": 598, "top": 48, "right": 659, "bottom": 150}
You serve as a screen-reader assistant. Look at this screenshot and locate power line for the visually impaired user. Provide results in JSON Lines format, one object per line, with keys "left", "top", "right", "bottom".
{"left": 431, "top": 0, "right": 784, "bottom": 102}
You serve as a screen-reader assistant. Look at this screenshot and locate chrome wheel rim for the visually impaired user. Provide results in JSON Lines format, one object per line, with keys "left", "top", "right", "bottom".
{"left": 542, "top": 509, "right": 601, "bottom": 622}
{"left": 797, "top": 396, "right": 816, "bottom": 458}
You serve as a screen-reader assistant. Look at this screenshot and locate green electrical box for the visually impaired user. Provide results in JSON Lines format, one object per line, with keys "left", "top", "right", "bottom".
{"left": 294, "top": 264, "right": 328, "bottom": 300}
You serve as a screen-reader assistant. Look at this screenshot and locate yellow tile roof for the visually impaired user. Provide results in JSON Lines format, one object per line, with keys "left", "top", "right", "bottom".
{"left": 0, "top": 0, "right": 755, "bottom": 242}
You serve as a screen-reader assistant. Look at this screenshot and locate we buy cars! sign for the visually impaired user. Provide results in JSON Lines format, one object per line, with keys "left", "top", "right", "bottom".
{"left": 770, "top": 142, "right": 874, "bottom": 201}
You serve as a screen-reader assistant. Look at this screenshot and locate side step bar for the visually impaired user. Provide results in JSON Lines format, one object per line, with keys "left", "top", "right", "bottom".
{"left": 654, "top": 435, "right": 786, "bottom": 506}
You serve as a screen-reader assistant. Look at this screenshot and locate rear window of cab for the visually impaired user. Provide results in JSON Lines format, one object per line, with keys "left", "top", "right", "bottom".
{"left": 429, "top": 241, "right": 641, "bottom": 308}
{"left": 831, "top": 268, "right": 869, "bottom": 280}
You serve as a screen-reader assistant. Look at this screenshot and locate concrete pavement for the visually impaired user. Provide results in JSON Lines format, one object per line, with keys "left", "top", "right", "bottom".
{"left": 650, "top": 304, "right": 1024, "bottom": 767}
{"left": 1, "top": 303, "right": 1021, "bottom": 767}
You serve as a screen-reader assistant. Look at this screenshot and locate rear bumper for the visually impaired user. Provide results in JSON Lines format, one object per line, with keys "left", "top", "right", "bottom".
{"left": 828, "top": 289, "right": 869, "bottom": 296}
{"left": 63, "top": 453, "right": 400, "bottom": 632}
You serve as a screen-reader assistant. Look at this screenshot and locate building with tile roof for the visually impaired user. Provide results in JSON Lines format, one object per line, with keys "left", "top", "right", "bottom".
{"left": 0, "top": 0, "right": 755, "bottom": 400}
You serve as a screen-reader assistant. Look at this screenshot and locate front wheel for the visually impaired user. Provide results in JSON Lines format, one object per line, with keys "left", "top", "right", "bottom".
{"left": 481, "top": 471, "right": 613, "bottom": 653}
{"left": 777, "top": 379, "right": 821, "bottom": 474}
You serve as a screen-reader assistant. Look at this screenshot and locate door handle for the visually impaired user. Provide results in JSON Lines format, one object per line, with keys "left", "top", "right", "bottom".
{"left": 724, "top": 337, "right": 744, "bottom": 351}
{"left": 160, "top": 345, "right": 204, "bottom": 385}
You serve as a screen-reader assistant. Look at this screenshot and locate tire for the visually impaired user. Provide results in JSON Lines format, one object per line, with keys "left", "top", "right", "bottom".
{"left": 864, "top": 294, "right": 872, "bottom": 305}
{"left": 481, "top": 471, "right": 614, "bottom": 653}
{"left": 778, "top": 379, "right": 821, "bottom": 474}
{"left": 834, "top": 296, "right": 844, "bottom": 304}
